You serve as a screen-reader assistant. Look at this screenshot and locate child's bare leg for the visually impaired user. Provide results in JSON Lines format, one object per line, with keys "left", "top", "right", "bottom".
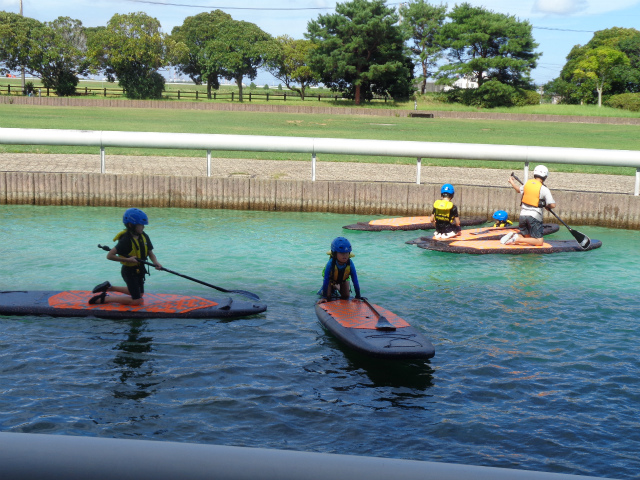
{"left": 515, "top": 235, "right": 544, "bottom": 246}
{"left": 339, "top": 281, "right": 350, "bottom": 300}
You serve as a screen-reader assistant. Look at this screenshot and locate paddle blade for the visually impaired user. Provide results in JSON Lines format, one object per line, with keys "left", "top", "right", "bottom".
{"left": 375, "top": 315, "right": 397, "bottom": 331}
{"left": 570, "top": 228, "right": 591, "bottom": 250}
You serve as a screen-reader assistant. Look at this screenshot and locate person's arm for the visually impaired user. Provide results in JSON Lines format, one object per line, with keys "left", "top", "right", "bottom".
{"left": 543, "top": 187, "right": 556, "bottom": 210}
{"left": 318, "top": 259, "right": 332, "bottom": 302}
{"left": 148, "top": 250, "right": 162, "bottom": 269}
{"left": 508, "top": 176, "right": 522, "bottom": 193}
{"left": 350, "top": 261, "right": 361, "bottom": 299}
{"left": 106, "top": 244, "right": 137, "bottom": 264}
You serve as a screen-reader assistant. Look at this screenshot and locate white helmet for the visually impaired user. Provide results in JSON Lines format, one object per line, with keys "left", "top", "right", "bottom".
{"left": 533, "top": 165, "right": 549, "bottom": 179}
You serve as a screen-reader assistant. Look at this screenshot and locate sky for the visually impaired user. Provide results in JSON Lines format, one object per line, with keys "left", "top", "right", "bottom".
{"left": 2, "top": 0, "right": 640, "bottom": 87}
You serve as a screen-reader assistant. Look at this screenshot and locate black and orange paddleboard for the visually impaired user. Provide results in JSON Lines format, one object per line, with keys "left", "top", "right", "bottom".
{"left": 415, "top": 238, "right": 602, "bottom": 254}
{"left": 315, "top": 299, "right": 435, "bottom": 359}
{"left": 0, "top": 291, "right": 266, "bottom": 319}
{"left": 406, "top": 223, "right": 560, "bottom": 244}
{"left": 343, "top": 216, "right": 486, "bottom": 231}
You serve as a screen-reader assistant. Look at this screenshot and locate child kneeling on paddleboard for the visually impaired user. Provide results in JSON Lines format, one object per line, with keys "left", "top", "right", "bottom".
{"left": 501, "top": 165, "right": 556, "bottom": 246}
{"left": 431, "top": 184, "right": 461, "bottom": 239}
{"left": 492, "top": 210, "right": 513, "bottom": 227}
{"left": 89, "top": 208, "right": 162, "bottom": 305}
{"left": 317, "top": 237, "right": 362, "bottom": 304}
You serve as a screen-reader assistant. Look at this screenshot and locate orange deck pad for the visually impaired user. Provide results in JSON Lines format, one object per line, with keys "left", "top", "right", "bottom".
{"left": 49, "top": 291, "right": 218, "bottom": 314}
{"left": 319, "top": 299, "right": 410, "bottom": 329}
{"left": 448, "top": 239, "right": 551, "bottom": 250}
{"left": 369, "top": 216, "right": 432, "bottom": 227}
{"left": 444, "top": 227, "right": 515, "bottom": 242}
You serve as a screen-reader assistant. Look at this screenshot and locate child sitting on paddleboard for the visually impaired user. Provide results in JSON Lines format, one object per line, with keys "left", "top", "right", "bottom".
{"left": 501, "top": 165, "right": 556, "bottom": 246}
{"left": 317, "top": 237, "right": 362, "bottom": 303}
{"left": 431, "top": 183, "right": 461, "bottom": 239}
{"left": 492, "top": 210, "right": 513, "bottom": 227}
{"left": 89, "top": 208, "right": 162, "bottom": 305}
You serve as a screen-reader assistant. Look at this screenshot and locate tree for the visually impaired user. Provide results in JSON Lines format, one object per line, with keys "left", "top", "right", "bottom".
{"left": 88, "top": 12, "right": 176, "bottom": 99}
{"left": 0, "top": 13, "right": 88, "bottom": 96}
{"left": 29, "top": 17, "right": 89, "bottom": 96}
{"left": 572, "top": 47, "right": 630, "bottom": 107}
{"left": 399, "top": 0, "right": 447, "bottom": 94}
{"left": 0, "top": 12, "right": 34, "bottom": 76}
{"left": 306, "top": 0, "right": 414, "bottom": 105}
{"left": 171, "top": 10, "right": 232, "bottom": 99}
{"left": 264, "top": 35, "right": 319, "bottom": 100}
{"left": 202, "top": 19, "right": 274, "bottom": 102}
{"left": 553, "top": 28, "right": 640, "bottom": 104}
{"left": 436, "top": 3, "right": 539, "bottom": 89}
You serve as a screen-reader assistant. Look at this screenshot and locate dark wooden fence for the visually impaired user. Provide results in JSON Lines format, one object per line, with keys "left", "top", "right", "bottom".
{"left": 0, "top": 84, "right": 390, "bottom": 103}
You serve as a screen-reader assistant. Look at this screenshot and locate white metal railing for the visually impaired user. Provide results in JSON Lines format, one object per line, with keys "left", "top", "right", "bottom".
{"left": 2, "top": 127, "right": 640, "bottom": 195}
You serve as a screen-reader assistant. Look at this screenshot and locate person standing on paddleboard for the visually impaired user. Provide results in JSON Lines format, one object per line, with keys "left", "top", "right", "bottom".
{"left": 317, "top": 237, "right": 362, "bottom": 303}
{"left": 431, "top": 184, "right": 461, "bottom": 239}
{"left": 89, "top": 208, "right": 162, "bottom": 305}
{"left": 501, "top": 165, "right": 556, "bottom": 246}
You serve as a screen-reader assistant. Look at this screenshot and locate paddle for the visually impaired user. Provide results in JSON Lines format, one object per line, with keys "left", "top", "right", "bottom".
{"left": 510, "top": 173, "right": 591, "bottom": 250}
{"left": 359, "top": 297, "right": 396, "bottom": 331}
{"left": 97, "top": 244, "right": 260, "bottom": 300}
{"left": 470, "top": 226, "right": 514, "bottom": 235}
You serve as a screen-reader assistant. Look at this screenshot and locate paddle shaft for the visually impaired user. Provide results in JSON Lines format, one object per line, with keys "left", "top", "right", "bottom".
{"left": 361, "top": 298, "right": 396, "bottom": 331}
{"left": 97, "top": 244, "right": 260, "bottom": 300}
{"left": 510, "top": 173, "right": 590, "bottom": 249}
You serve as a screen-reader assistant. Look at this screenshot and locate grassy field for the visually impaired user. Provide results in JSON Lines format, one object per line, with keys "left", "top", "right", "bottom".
{"left": 0, "top": 100, "right": 639, "bottom": 176}
{"left": 4, "top": 77, "right": 640, "bottom": 118}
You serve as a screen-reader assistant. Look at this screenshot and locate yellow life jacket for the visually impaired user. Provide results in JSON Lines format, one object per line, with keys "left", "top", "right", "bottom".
{"left": 113, "top": 230, "right": 149, "bottom": 268}
{"left": 433, "top": 199, "right": 454, "bottom": 223}
{"left": 493, "top": 219, "right": 513, "bottom": 227}
{"left": 323, "top": 253, "right": 354, "bottom": 284}
{"left": 521, "top": 179, "right": 543, "bottom": 208}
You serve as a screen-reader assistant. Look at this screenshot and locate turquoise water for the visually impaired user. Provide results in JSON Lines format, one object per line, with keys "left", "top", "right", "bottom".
{"left": 0, "top": 205, "right": 639, "bottom": 479}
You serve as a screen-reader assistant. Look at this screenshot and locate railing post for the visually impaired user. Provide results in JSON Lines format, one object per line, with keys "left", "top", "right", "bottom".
{"left": 266, "top": 93, "right": 269, "bottom": 101}
{"left": 100, "top": 147, "right": 105, "bottom": 174}
{"left": 104, "top": 88, "right": 106, "bottom": 97}
{"left": 196, "top": 91, "right": 198, "bottom": 100}
{"left": 177, "top": 90, "right": 180, "bottom": 100}
{"left": 312, "top": 153, "right": 316, "bottom": 182}
{"left": 207, "top": 150, "right": 211, "bottom": 177}
{"left": 635, "top": 168, "right": 640, "bottom": 196}
{"left": 231, "top": 92, "right": 234, "bottom": 102}
{"left": 524, "top": 161, "right": 530, "bottom": 182}
{"left": 284, "top": 93, "right": 286, "bottom": 101}
{"left": 416, "top": 157, "right": 421, "bottom": 185}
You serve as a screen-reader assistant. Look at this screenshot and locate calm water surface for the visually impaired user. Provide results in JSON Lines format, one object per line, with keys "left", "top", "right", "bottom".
{"left": 0, "top": 205, "right": 638, "bottom": 479}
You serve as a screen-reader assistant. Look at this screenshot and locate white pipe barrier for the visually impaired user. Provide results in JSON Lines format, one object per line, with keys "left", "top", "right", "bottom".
{"left": 0, "top": 433, "right": 611, "bottom": 480}
{"left": 1, "top": 127, "right": 639, "bottom": 194}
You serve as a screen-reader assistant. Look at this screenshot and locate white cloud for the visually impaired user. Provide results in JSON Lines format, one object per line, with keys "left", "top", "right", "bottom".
{"left": 532, "top": 0, "right": 588, "bottom": 14}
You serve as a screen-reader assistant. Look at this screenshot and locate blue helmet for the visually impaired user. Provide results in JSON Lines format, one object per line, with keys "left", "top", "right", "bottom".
{"left": 123, "top": 208, "right": 149, "bottom": 226}
{"left": 492, "top": 210, "right": 508, "bottom": 221}
{"left": 441, "top": 184, "right": 455, "bottom": 196}
{"left": 331, "top": 237, "right": 352, "bottom": 254}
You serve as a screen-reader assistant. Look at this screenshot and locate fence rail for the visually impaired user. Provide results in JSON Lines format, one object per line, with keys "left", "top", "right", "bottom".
{"left": 1, "top": 127, "right": 640, "bottom": 194}
{"left": 0, "top": 83, "right": 390, "bottom": 103}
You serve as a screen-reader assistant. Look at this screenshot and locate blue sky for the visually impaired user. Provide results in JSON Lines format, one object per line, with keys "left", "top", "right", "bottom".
{"left": 2, "top": 0, "right": 640, "bottom": 86}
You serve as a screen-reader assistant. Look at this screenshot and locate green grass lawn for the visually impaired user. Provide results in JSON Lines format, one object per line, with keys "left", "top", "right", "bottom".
{"left": 0, "top": 100, "right": 639, "bottom": 176}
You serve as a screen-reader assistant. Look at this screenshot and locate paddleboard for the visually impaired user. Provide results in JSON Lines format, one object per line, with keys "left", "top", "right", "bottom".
{"left": 0, "top": 290, "right": 267, "bottom": 319}
{"left": 315, "top": 299, "right": 435, "bottom": 359}
{"left": 406, "top": 224, "right": 559, "bottom": 244}
{"left": 343, "top": 216, "right": 486, "bottom": 231}
{"left": 415, "top": 238, "right": 602, "bottom": 254}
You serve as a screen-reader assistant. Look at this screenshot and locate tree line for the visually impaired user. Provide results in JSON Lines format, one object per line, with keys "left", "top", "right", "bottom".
{"left": 1, "top": 0, "right": 638, "bottom": 109}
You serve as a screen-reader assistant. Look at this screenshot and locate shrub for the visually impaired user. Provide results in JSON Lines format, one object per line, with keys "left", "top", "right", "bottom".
{"left": 606, "top": 93, "right": 640, "bottom": 112}
{"left": 23, "top": 81, "right": 36, "bottom": 96}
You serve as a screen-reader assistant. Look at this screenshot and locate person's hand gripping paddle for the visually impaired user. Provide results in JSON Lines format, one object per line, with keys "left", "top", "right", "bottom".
{"left": 510, "top": 173, "right": 591, "bottom": 250}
